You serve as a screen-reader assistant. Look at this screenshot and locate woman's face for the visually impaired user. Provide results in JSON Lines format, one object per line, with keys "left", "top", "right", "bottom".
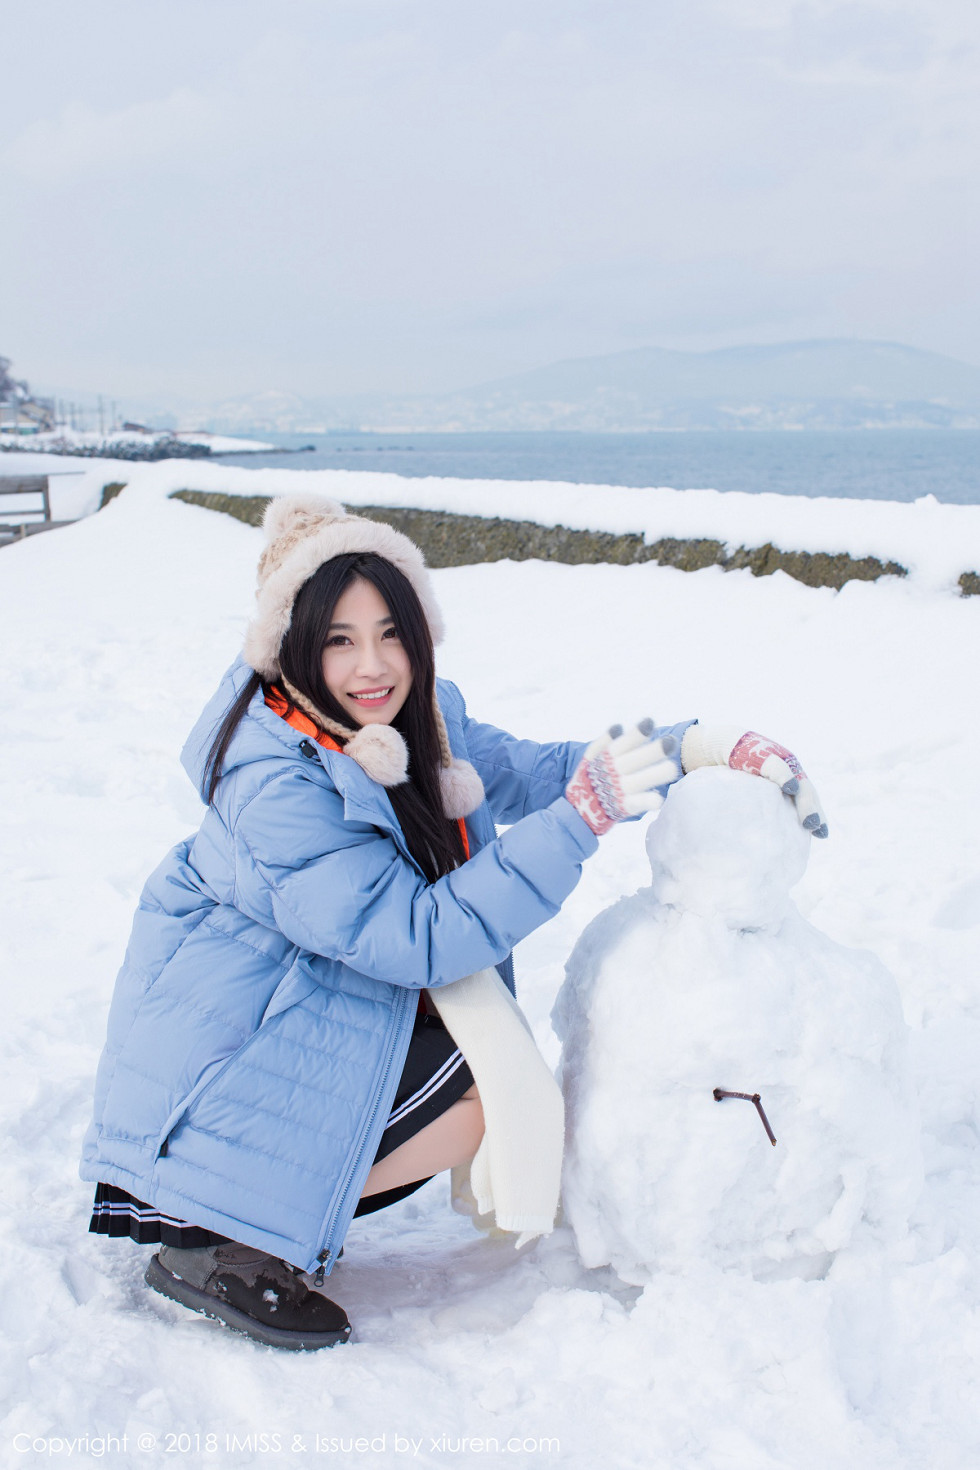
{"left": 320, "top": 576, "right": 413, "bottom": 726}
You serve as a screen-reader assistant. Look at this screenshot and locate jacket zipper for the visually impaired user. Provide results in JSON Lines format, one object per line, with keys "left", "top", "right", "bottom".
{"left": 308, "top": 985, "right": 414, "bottom": 1277}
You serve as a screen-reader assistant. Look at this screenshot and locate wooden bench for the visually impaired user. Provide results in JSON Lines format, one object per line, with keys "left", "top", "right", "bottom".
{"left": 0, "top": 475, "right": 74, "bottom": 545}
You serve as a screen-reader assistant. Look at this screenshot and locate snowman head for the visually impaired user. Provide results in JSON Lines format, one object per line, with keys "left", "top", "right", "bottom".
{"left": 645, "top": 767, "right": 810, "bottom": 930}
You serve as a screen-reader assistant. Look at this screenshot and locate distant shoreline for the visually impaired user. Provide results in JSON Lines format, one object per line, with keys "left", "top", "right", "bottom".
{"left": 0, "top": 436, "right": 314, "bottom": 463}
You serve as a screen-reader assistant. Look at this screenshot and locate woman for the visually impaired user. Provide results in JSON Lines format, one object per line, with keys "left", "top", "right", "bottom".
{"left": 81, "top": 492, "right": 826, "bottom": 1351}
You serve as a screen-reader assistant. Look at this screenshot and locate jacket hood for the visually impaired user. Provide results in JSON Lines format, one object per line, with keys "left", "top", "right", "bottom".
{"left": 181, "top": 657, "right": 307, "bottom": 798}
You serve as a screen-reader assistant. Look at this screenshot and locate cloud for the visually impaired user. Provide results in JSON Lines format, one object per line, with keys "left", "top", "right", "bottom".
{"left": 1, "top": 0, "right": 979, "bottom": 394}
{"left": 1, "top": 88, "right": 229, "bottom": 180}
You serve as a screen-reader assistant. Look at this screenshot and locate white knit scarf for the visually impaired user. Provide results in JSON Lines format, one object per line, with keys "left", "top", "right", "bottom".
{"left": 429, "top": 967, "right": 564, "bottom": 1244}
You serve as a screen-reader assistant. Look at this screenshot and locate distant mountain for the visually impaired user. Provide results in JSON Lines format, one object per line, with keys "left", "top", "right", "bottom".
{"left": 470, "top": 339, "right": 980, "bottom": 403}
{"left": 82, "top": 340, "right": 980, "bottom": 436}
{"left": 351, "top": 340, "right": 980, "bottom": 432}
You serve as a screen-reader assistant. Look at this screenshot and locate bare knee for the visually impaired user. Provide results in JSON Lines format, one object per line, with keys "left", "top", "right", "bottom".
{"left": 360, "top": 1087, "right": 485, "bottom": 1197}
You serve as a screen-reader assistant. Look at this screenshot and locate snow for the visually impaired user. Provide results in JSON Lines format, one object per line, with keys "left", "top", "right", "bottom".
{"left": 554, "top": 769, "right": 922, "bottom": 1285}
{"left": 0, "top": 450, "right": 116, "bottom": 523}
{"left": 1, "top": 475, "right": 979, "bottom": 1468}
{"left": 0, "top": 440, "right": 272, "bottom": 526}
{"left": 0, "top": 428, "right": 274, "bottom": 456}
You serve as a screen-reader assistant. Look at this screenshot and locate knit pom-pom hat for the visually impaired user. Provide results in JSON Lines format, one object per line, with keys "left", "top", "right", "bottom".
{"left": 243, "top": 492, "right": 484, "bottom": 818}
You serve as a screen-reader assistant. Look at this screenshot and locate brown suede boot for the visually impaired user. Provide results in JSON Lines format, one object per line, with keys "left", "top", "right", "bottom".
{"left": 145, "top": 1242, "right": 351, "bottom": 1349}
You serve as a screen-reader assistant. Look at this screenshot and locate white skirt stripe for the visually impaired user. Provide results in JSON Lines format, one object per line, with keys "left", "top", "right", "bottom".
{"left": 384, "top": 1049, "right": 466, "bottom": 1129}
{"left": 91, "top": 1201, "right": 190, "bottom": 1226}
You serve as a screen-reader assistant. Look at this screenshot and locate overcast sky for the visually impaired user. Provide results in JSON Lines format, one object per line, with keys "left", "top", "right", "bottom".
{"left": 1, "top": 0, "right": 978, "bottom": 405}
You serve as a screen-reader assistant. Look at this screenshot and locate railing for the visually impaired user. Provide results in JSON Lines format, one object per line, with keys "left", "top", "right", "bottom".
{"left": 0, "top": 475, "right": 73, "bottom": 545}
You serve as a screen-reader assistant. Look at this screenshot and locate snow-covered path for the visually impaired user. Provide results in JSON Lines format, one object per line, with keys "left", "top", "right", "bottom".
{"left": 2, "top": 480, "right": 979, "bottom": 1469}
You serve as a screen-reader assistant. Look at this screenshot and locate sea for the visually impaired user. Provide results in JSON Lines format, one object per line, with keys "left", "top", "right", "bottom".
{"left": 216, "top": 429, "right": 980, "bottom": 505}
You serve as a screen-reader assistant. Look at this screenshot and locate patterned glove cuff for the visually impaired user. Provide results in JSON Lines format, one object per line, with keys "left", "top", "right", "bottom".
{"left": 565, "top": 755, "right": 620, "bottom": 835}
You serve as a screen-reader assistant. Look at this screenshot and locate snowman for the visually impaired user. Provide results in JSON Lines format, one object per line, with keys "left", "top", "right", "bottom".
{"left": 553, "top": 767, "right": 922, "bottom": 1285}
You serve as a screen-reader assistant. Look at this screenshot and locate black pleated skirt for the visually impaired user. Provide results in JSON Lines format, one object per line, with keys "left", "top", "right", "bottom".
{"left": 89, "top": 1010, "right": 473, "bottom": 1247}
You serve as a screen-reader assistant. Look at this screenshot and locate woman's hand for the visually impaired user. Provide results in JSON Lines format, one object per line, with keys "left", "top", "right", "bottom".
{"left": 681, "top": 724, "right": 828, "bottom": 837}
{"left": 565, "top": 722, "right": 680, "bottom": 836}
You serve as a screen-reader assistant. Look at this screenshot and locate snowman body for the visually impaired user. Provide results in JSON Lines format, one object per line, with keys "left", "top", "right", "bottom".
{"left": 553, "top": 767, "right": 922, "bottom": 1284}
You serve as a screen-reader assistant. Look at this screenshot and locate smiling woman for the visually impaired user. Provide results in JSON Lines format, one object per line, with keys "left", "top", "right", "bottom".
{"left": 79, "top": 490, "right": 823, "bottom": 1352}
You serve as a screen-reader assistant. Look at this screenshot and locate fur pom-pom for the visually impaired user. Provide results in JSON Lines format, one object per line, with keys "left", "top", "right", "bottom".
{"left": 345, "top": 724, "right": 410, "bottom": 787}
{"left": 440, "top": 759, "right": 485, "bottom": 818}
{"left": 261, "top": 491, "right": 346, "bottom": 544}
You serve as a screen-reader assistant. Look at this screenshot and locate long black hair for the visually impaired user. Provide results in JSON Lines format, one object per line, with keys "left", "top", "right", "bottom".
{"left": 204, "top": 553, "right": 465, "bottom": 882}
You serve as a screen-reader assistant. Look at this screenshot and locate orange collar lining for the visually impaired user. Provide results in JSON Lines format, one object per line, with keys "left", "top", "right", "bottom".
{"left": 265, "top": 684, "right": 470, "bottom": 858}
{"left": 265, "top": 685, "right": 343, "bottom": 753}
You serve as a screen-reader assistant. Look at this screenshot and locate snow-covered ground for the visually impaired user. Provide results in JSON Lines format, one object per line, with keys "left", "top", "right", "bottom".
{"left": 1, "top": 470, "right": 979, "bottom": 1469}
{"left": 0, "top": 429, "right": 274, "bottom": 467}
{"left": 0, "top": 451, "right": 116, "bottom": 525}
{"left": 0, "top": 429, "right": 274, "bottom": 457}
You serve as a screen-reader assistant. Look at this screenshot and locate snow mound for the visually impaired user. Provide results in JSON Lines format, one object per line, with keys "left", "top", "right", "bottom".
{"left": 645, "top": 763, "right": 810, "bottom": 929}
{"left": 554, "top": 768, "right": 923, "bottom": 1285}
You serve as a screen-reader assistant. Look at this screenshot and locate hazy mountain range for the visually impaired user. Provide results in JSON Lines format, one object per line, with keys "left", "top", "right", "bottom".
{"left": 192, "top": 340, "right": 980, "bottom": 434}
{"left": 44, "top": 340, "right": 980, "bottom": 435}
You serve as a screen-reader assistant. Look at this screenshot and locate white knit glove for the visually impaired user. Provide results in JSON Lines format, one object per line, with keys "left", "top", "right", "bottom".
{"left": 565, "top": 722, "right": 680, "bottom": 836}
{"left": 681, "top": 724, "right": 828, "bottom": 837}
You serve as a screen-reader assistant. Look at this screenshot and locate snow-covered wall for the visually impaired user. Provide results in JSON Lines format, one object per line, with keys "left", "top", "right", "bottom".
{"left": 5, "top": 452, "right": 980, "bottom": 594}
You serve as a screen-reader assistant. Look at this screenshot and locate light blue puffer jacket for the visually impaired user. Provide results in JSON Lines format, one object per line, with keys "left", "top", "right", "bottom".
{"left": 81, "top": 657, "right": 689, "bottom": 1274}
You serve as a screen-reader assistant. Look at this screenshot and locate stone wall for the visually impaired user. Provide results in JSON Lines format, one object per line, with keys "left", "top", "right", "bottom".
{"left": 163, "top": 488, "right": 922, "bottom": 593}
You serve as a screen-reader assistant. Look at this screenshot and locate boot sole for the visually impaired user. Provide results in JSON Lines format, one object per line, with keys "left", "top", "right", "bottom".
{"left": 144, "top": 1254, "right": 352, "bottom": 1350}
